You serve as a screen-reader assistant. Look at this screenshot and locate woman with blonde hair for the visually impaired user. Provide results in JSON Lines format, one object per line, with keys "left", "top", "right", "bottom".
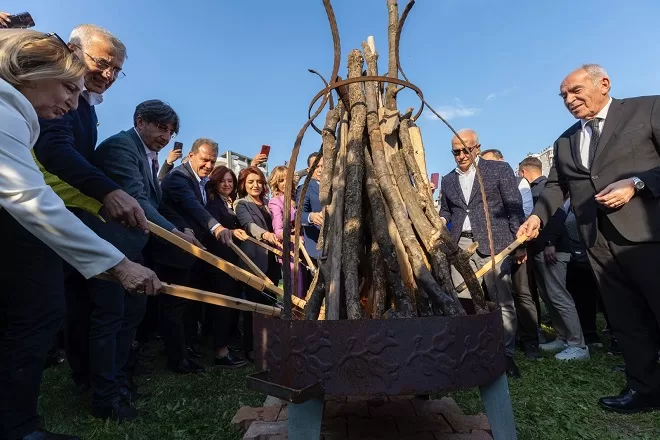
{"left": 268, "top": 165, "right": 305, "bottom": 298}
{"left": 0, "top": 29, "right": 161, "bottom": 440}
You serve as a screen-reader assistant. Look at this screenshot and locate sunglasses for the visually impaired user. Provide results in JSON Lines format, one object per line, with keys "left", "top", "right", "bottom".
{"left": 42, "top": 32, "right": 73, "bottom": 53}
{"left": 451, "top": 144, "right": 480, "bottom": 157}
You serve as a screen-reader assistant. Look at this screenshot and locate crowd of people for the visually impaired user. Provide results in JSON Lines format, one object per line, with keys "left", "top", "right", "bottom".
{"left": 0, "top": 15, "right": 659, "bottom": 440}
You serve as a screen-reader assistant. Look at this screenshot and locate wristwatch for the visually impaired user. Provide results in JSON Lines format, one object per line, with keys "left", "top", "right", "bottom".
{"left": 631, "top": 176, "right": 645, "bottom": 191}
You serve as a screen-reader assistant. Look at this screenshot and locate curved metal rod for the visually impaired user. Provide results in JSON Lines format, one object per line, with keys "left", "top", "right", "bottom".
{"left": 308, "top": 69, "right": 335, "bottom": 135}
{"left": 282, "top": 0, "right": 341, "bottom": 320}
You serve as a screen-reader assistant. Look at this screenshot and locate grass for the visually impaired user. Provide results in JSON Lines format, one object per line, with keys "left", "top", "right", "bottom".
{"left": 38, "top": 339, "right": 660, "bottom": 440}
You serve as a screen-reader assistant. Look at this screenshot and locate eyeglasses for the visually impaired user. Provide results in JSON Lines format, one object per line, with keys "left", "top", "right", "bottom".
{"left": 451, "top": 144, "right": 480, "bottom": 157}
{"left": 71, "top": 44, "right": 126, "bottom": 80}
{"left": 42, "top": 32, "right": 73, "bottom": 53}
{"left": 155, "top": 123, "right": 177, "bottom": 139}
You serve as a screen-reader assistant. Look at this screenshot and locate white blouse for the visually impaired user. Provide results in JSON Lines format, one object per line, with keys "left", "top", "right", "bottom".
{"left": 0, "top": 78, "right": 124, "bottom": 278}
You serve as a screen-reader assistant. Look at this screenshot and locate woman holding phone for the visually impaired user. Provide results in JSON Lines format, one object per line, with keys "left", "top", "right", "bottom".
{"left": 0, "top": 29, "right": 161, "bottom": 440}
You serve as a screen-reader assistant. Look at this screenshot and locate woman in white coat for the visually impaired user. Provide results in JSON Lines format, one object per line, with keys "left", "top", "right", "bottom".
{"left": 0, "top": 30, "right": 162, "bottom": 440}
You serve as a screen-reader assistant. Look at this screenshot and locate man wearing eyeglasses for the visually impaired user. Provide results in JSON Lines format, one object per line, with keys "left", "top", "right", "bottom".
{"left": 32, "top": 24, "right": 150, "bottom": 422}
{"left": 439, "top": 129, "right": 526, "bottom": 378}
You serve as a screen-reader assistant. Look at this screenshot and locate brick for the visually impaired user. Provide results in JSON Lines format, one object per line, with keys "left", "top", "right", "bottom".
{"left": 324, "top": 400, "right": 369, "bottom": 419}
{"left": 277, "top": 406, "right": 288, "bottom": 421}
{"left": 346, "top": 395, "right": 387, "bottom": 407}
{"left": 264, "top": 395, "right": 286, "bottom": 407}
{"left": 443, "top": 413, "right": 490, "bottom": 434}
{"left": 412, "top": 397, "right": 464, "bottom": 417}
{"left": 232, "top": 405, "right": 283, "bottom": 432}
{"left": 347, "top": 416, "right": 397, "bottom": 440}
{"left": 395, "top": 415, "right": 453, "bottom": 435}
{"left": 243, "top": 420, "right": 288, "bottom": 440}
{"left": 434, "top": 431, "right": 492, "bottom": 440}
{"left": 369, "top": 400, "right": 416, "bottom": 418}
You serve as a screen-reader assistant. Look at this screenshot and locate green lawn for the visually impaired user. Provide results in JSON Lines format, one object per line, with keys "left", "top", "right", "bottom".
{"left": 38, "top": 342, "right": 660, "bottom": 440}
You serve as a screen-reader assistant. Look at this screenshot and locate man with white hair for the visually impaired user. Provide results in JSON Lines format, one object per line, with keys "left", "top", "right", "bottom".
{"left": 33, "top": 24, "right": 147, "bottom": 422}
{"left": 519, "top": 64, "right": 660, "bottom": 413}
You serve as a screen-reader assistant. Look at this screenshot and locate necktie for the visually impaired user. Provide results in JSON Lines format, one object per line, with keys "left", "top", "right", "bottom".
{"left": 151, "top": 156, "right": 159, "bottom": 183}
{"left": 586, "top": 118, "right": 602, "bottom": 168}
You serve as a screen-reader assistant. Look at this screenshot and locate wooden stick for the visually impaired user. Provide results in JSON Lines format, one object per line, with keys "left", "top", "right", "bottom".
{"left": 299, "top": 244, "right": 316, "bottom": 272}
{"left": 243, "top": 235, "right": 313, "bottom": 272}
{"left": 228, "top": 241, "right": 273, "bottom": 284}
{"left": 455, "top": 236, "right": 529, "bottom": 294}
{"left": 95, "top": 273, "right": 281, "bottom": 316}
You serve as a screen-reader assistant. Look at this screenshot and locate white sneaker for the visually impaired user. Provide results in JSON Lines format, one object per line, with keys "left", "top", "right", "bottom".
{"left": 555, "top": 346, "right": 590, "bottom": 361}
{"left": 540, "top": 339, "right": 567, "bottom": 352}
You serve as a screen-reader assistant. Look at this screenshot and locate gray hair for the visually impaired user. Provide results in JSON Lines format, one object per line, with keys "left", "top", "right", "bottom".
{"left": 134, "top": 100, "right": 180, "bottom": 134}
{"left": 454, "top": 129, "right": 479, "bottom": 146}
{"left": 69, "top": 24, "right": 127, "bottom": 60}
{"left": 481, "top": 149, "right": 504, "bottom": 160}
{"left": 582, "top": 64, "right": 608, "bottom": 86}
{"left": 190, "top": 137, "right": 219, "bottom": 155}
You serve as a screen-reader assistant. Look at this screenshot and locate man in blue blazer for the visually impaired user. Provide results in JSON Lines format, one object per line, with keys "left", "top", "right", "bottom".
{"left": 440, "top": 129, "right": 525, "bottom": 377}
{"left": 298, "top": 153, "right": 323, "bottom": 260}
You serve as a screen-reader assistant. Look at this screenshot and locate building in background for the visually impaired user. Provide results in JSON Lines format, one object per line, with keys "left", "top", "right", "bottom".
{"left": 216, "top": 150, "right": 269, "bottom": 176}
{"left": 526, "top": 146, "right": 553, "bottom": 176}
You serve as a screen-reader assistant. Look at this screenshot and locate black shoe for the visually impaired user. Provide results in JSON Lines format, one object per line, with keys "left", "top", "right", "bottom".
{"left": 91, "top": 399, "right": 139, "bottom": 421}
{"left": 44, "top": 349, "right": 66, "bottom": 369}
{"left": 215, "top": 353, "right": 249, "bottom": 369}
{"left": 186, "top": 345, "right": 205, "bottom": 359}
{"left": 228, "top": 345, "right": 242, "bottom": 353}
{"left": 22, "top": 430, "right": 80, "bottom": 440}
{"left": 167, "top": 358, "right": 205, "bottom": 374}
{"left": 118, "top": 384, "right": 151, "bottom": 405}
{"left": 608, "top": 338, "right": 622, "bottom": 356}
{"left": 506, "top": 356, "right": 521, "bottom": 379}
{"left": 244, "top": 350, "right": 255, "bottom": 363}
{"left": 523, "top": 344, "right": 543, "bottom": 361}
{"left": 610, "top": 364, "right": 626, "bottom": 374}
{"left": 599, "top": 389, "right": 660, "bottom": 414}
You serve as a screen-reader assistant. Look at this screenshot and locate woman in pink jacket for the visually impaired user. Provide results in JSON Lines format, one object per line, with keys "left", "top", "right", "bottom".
{"left": 267, "top": 166, "right": 305, "bottom": 298}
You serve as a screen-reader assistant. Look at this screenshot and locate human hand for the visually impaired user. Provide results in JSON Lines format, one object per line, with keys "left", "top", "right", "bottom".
{"left": 0, "top": 12, "right": 11, "bottom": 27}
{"left": 517, "top": 215, "right": 541, "bottom": 240}
{"left": 172, "top": 228, "right": 205, "bottom": 249}
{"left": 232, "top": 229, "right": 249, "bottom": 241}
{"left": 166, "top": 149, "right": 183, "bottom": 165}
{"left": 103, "top": 189, "right": 148, "bottom": 233}
{"left": 262, "top": 231, "right": 281, "bottom": 247}
{"left": 595, "top": 179, "right": 636, "bottom": 209}
{"left": 544, "top": 245, "right": 557, "bottom": 266}
{"left": 108, "top": 258, "right": 162, "bottom": 295}
{"left": 251, "top": 153, "right": 268, "bottom": 167}
{"left": 214, "top": 226, "right": 233, "bottom": 245}
{"left": 514, "top": 248, "right": 527, "bottom": 264}
{"left": 309, "top": 212, "right": 323, "bottom": 226}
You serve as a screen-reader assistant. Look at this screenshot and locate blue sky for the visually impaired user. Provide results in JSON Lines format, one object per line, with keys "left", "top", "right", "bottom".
{"left": 9, "top": 0, "right": 660, "bottom": 176}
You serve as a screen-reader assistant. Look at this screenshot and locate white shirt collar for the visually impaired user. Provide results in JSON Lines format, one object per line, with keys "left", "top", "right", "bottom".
{"left": 81, "top": 86, "right": 104, "bottom": 106}
{"left": 580, "top": 97, "right": 612, "bottom": 129}
{"left": 455, "top": 157, "right": 480, "bottom": 175}
{"left": 187, "top": 162, "right": 205, "bottom": 184}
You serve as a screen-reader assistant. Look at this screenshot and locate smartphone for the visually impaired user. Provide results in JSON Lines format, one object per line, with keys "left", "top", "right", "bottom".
{"left": 430, "top": 173, "right": 439, "bottom": 192}
{"left": 6, "top": 12, "right": 35, "bottom": 29}
{"left": 173, "top": 141, "right": 183, "bottom": 151}
{"left": 260, "top": 144, "right": 271, "bottom": 158}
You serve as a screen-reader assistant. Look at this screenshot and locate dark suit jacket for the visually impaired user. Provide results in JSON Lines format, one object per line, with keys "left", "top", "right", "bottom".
{"left": 533, "top": 97, "right": 660, "bottom": 247}
{"left": 235, "top": 196, "right": 273, "bottom": 273}
{"left": 440, "top": 159, "right": 525, "bottom": 254}
{"left": 93, "top": 128, "right": 178, "bottom": 260}
{"left": 205, "top": 196, "right": 240, "bottom": 264}
{"left": 298, "top": 178, "right": 321, "bottom": 259}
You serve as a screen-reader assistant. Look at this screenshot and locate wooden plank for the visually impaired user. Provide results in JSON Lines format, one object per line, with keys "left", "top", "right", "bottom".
{"left": 228, "top": 241, "right": 273, "bottom": 284}
{"left": 408, "top": 126, "right": 430, "bottom": 188}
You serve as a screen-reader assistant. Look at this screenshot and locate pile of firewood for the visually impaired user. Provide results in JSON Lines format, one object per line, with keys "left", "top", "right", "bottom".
{"left": 281, "top": 0, "right": 491, "bottom": 321}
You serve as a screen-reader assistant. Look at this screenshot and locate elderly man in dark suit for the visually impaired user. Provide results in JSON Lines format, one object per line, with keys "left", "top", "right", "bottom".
{"left": 440, "top": 129, "right": 525, "bottom": 378}
{"left": 519, "top": 64, "right": 660, "bottom": 413}
{"left": 156, "top": 138, "right": 234, "bottom": 373}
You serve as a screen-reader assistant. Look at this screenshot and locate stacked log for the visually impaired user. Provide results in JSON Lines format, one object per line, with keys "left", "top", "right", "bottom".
{"left": 282, "top": 0, "right": 491, "bottom": 321}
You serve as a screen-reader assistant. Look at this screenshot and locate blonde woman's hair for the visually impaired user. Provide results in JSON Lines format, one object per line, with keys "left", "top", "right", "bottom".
{"left": 269, "top": 166, "right": 289, "bottom": 196}
{"left": 0, "top": 29, "right": 86, "bottom": 87}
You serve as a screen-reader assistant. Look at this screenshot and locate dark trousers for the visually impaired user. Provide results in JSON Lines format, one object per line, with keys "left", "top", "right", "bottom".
{"left": 243, "top": 263, "right": 280, "bottom": 353}
{"left": 155, "top": 264, "right": 199, "bottom": 364}
{"left": 207, "top": 269, "right": 243, "bottom": 349}
{"left": 0, "top": 211, "right": 66, "bottom": 439}
{"left": 64, "top": 271, "right": 146, "bottom": 406}
{"left": 566, "top": 257, "right": 606, "bottom": 342}
{"left": 511, "top": 260, "right": 539, "bottom": 347}
{"left": 587, "top": 215, "right": 660, "bottom": 394}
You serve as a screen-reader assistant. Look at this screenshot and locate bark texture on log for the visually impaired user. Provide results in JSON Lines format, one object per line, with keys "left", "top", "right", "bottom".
{"left": 305, "top": 266, "right": 326, "bottom": 320}
{"left": 367, "top": 235, "right": 388, "bottom": 319}
{"left": 364, "top": 149, "right": 415, "bottom": 317}
{"left": 317, "top": 103, "right": 342, "bottom": 251}
{"left": 342, "top": 49, "right": 367, "bottom": 320}
{"left": 385, "top": 0, "right": 399, "bottom": 111}
{"left": 399, "top": 119, "right": 435, "bottom": 216}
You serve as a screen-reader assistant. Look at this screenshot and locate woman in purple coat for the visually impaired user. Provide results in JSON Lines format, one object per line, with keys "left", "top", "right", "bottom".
{"left": 267, "top": 166, "right": 305, "bottom": 298}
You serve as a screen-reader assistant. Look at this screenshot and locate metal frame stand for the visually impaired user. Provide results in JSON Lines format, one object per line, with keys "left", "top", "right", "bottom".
{"left": 479, "top": 373, "right": 517, "bottom": 440}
